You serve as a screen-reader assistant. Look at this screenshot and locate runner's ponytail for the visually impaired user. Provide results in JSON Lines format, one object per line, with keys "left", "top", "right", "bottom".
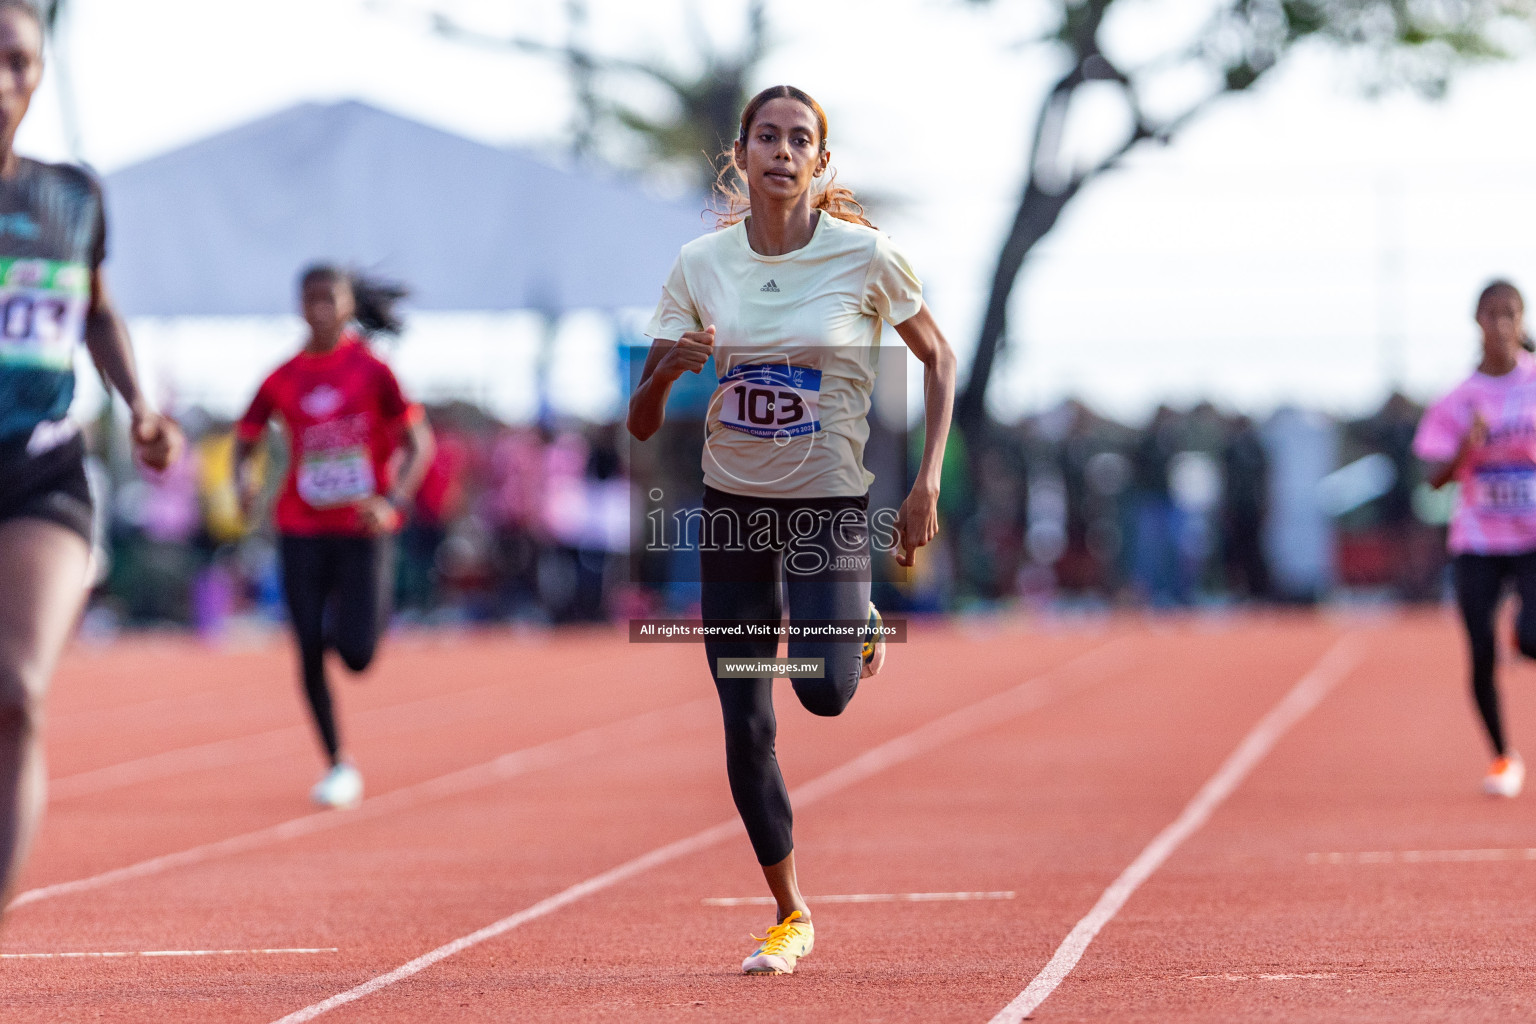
{"left": 349, "top": 274, "right": 409, "bottom": 338}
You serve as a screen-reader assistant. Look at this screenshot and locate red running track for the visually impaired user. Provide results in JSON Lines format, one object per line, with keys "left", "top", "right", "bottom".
{"left": 4, "top": 611, "right": 1536, "bottom": 1021}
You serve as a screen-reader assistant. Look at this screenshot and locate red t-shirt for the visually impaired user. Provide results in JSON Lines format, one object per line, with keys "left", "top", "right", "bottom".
{"left": 237, "top": 335, "right": 421, "bottom": 536}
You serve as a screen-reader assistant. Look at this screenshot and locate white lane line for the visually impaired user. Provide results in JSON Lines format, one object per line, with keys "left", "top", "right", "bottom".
{"left": 50, "top": 650, "right": 638, "bottom": 800}
{"left": 1188, "top": 972, "right": 1337, "bottom": 981}
{"left": 268, "top": 638, "right": 1133, "bottom": 1024}
{"left": 2, "top": 947, "right": 338, "bottom": 959}
{"left": 51, "top": 725, "right": 300, "bottom": 800}
{"left": 1308, "top": 848, "right": 1536, "bottom": 865}
{"left": 703, "top": 891, "right": 1016, "bottom": 906}
{"left": 988, "top": 635, "right": 1362, "bottom": 1024}
{"left": 9, "top": 699, "right": 711, "bottom": 911}
{"left": 52, "top": 691, "right": 239, "bottom": 732}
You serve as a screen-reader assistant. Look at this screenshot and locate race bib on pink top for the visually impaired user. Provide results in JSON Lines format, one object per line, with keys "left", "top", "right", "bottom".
{"left": 1415, "top": 356, "right": 1536, "bottom": 554}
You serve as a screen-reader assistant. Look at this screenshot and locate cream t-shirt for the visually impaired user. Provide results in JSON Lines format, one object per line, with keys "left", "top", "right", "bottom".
{"left": 645, "top": 213, "right": 923, "bottom": 499}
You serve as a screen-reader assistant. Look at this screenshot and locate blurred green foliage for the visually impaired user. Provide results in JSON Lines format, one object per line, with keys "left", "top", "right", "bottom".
{"left": 432, "top": 0, "right": 769, "bottom": 190}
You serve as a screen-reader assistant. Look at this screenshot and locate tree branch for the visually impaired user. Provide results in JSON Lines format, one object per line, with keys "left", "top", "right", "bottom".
{"left": 430, "top": 14, "right": 691, "bottom": 95}
{"left": 957, "top": 59, "right": 1224, "bottom": 435}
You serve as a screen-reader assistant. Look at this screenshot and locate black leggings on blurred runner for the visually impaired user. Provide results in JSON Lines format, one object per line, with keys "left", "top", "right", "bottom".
{"left": 699, "top": 486, "right": 872, "bottom": 866}
{"left": 1453, "top": 552, "right": 1536, "bottom": 758}
{"left": 280, "top": 534, "right": 393, "bottom": 765}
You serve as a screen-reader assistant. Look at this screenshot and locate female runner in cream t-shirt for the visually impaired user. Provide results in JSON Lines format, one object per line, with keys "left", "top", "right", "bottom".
{"left": 628, "top": 85, "right": 957, "bottom": 975}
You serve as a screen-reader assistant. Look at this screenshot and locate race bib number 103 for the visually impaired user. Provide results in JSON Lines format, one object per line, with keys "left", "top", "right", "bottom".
{"left": 716, "top": 363, "right": 822, "bottom": 439}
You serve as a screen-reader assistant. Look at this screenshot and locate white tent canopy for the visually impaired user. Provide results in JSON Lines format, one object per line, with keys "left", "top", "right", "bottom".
{"left": 103, "top": 100, "right": 709, "bottom": 317}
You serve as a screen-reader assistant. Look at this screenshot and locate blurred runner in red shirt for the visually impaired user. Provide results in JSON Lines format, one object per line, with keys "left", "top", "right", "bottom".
{"left": 234, "top": 265, "right": 434, "bottom": 809}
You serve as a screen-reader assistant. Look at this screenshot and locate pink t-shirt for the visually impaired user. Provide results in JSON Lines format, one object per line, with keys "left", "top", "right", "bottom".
{"left": 1414, "top": 355, "right": 1536, "bottom": 554}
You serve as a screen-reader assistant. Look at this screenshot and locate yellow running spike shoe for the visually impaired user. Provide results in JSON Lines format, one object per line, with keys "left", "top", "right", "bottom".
{"left": 742, "top": 910, "right": 814, "bottom": 975}
{"left": 861, "top": 602, "right": 886, "bottom": 679}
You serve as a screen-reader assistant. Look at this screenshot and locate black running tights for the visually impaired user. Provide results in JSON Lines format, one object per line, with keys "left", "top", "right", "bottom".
{"left": 1453, "top": 552, "right": 1536, "bottom": 758}
{"left": 699, "top": 487, "right": 872, "bottom": 867}
{"left": 279, "top": 534, "right": 393, "bottom": 764}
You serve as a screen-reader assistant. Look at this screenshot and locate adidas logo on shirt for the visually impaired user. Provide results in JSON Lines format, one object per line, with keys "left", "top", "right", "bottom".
{"left": 760, "top": 280, "right": 780, "bottom": 293}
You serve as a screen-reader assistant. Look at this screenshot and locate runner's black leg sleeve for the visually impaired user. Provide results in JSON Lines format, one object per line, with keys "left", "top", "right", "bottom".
{"left": 281, "top": 535, "right": 342, "bottom": 765}
{"left": 1455, "top": 553, "right": 1508, "bottom": 758}
{"left": 785, "top": 503, "right": 871, "bottom": 718}
{"left": 702, "top": 530, "right": 792, "bottom": 867}
{"left": 332, "top": 535, "right": 393, "bottom": 673}
{"left": 713, "top": 673, "right": 791, "bottom": 866}
{"left": 1511, "top": 551, "right": 1536, "bottom": 662}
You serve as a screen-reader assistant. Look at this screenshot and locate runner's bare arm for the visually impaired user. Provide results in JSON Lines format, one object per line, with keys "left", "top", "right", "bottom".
{"left": 232, "top": 436, "right": 261, "bottom": 519}
{"left": 891, "top": 304, "right": 956, "bottom": 567}
{"left": 355, "top": 415, "right": 435, "bottom": 535}
{"left": 388, "top": 415, "right": 436, "bottom": 508}
{"left": 1426, "top": 411, "right": 1487, "bottom": 489}
{"left": 626, "top": 326, "right": 716, "bottom": 442}
{"left": 83, "top": 268, "right": 183, "bottom": 471}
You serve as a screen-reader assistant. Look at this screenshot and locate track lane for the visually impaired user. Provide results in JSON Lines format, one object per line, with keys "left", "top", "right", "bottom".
{"left": 255, "top": 620, "right": 1344, "bottom": 1023}
{"left": 20, "top": 617, "right": 1472, "bottom": 1022}
{"left": 265, "top": 638, "right": 1135, "bottom": 1022}
{"left": 1030, "top": 610, "right": 1536, "bottom": 1023}
{"left": 44, "top": 630, "right": 640, "bottom": 779}
{"left": 5, "top": 625, "right": 1115, "bottom": 1021}
{"left": 990, "top": 636, "right": 1362, "bottom": 1021}
{"left": 24, "top": 635, "right": 695, "bottom": 886}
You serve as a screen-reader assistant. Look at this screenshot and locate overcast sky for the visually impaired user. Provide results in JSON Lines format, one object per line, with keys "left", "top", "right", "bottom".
{"left": 24, "top": 0, "right": 1536, "bottom": 423}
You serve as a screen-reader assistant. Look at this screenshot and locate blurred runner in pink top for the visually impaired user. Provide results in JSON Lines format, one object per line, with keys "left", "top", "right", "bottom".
{"left": 1415, "top": 280, "right": 1535, "bottom": 798}
{"left": 1415, "top": 351, "right": 1536, "bottom": 554}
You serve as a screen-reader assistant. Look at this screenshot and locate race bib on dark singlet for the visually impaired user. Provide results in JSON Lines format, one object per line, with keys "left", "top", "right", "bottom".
{"left": 716, "top": 363, "right": 822, "bottom": 439}
{"left": 0, "top": 258, "right": 90, "bottom": 372}
{"left": 1470, "top": 466, "right": 1536, "bottom": 513}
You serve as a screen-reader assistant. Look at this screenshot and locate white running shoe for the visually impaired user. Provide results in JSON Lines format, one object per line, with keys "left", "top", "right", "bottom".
{"left": 1484, "top": 754, "right": 1525, "bottom": 798}
{"left": 311, "top": 763, "right": 364, "bottom": 809}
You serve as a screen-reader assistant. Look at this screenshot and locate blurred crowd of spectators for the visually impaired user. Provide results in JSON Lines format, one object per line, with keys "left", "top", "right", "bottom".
{"left": 77, "top": 392, "right": 1451, "bottom": 635}
{"left": 933, "top": 394, "right": 1446, "bottom": 613}
{"left": 82, "top": 402, "right": 637, "bottom": 637}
